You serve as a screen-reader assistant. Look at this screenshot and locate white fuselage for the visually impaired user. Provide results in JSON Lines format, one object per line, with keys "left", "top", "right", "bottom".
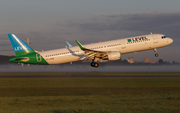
{"left": 38, "top": 34, "right": 173, "bottom": 64}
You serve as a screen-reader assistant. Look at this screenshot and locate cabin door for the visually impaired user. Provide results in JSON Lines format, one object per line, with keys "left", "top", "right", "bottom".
{"left": 121, "top": 42, "right": 126, "bottom": 49}
{"left": 153, "top": 36, "right": 158, "bottom": 44}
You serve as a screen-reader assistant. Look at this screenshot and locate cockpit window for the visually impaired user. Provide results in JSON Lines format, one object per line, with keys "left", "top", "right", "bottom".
{"left": 162, "top": 36, "right": 167, "bottom": 39}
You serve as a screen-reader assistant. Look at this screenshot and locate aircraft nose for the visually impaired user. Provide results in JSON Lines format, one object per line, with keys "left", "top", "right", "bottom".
{"left": 169, "top": 38, "right": 173, "bottom": 44}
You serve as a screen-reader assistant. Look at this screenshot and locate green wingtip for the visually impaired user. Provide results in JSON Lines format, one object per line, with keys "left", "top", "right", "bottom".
{"left": 75, "top": 40, "right": 84, "bottom": 50}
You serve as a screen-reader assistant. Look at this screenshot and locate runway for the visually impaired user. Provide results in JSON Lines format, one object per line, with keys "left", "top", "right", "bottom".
{"left": 0, "top": 74, "right": 180, "bottom": 78}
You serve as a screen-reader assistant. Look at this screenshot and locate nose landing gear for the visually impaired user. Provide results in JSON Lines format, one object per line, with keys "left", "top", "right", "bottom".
{"left": 154, "top": 48, "right": 159, "bottom": 57}
{"left": 155, "top": 53, "right": 159, "bottom": 57}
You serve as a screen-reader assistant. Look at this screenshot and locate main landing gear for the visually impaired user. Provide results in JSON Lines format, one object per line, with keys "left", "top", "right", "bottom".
{"left": 91, "top": 59, "right": 99, "bottom": 68}
{"left": 153, "top": 48, "right": 159, "bottom": 57}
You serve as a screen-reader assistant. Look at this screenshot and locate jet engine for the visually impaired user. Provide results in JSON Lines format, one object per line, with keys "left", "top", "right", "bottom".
{"left": 107, "top": 51, "right": 121, "bottom": 61}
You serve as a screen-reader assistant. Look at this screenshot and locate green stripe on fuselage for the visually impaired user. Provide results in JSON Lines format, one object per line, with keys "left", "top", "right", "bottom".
{"left": 9, "top": 53, "right": 49, "bottom": 65}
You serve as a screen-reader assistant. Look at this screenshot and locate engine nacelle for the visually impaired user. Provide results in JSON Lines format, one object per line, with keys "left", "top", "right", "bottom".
{"left": 107, "top": 51, "right": 121, "bottom": 61}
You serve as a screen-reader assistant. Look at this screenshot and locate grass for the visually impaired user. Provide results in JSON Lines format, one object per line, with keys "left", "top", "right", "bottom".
{"left": 0, "top": 72, "right": 180, "bottom": 76}
{"left": 0, "top": 74, "right": 179, "bottom": 112}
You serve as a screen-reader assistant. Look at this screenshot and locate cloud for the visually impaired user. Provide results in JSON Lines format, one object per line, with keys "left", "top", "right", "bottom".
{"left": 1, "top": 12, "right": 180, "bottom": 56}
{"left": 69, "top": 12, "right": 180, "bottom": 40}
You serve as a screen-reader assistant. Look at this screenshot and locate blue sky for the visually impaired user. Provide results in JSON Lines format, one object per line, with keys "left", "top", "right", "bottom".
{"left": 0, "top": 0, "right": 180, "bottom": 62}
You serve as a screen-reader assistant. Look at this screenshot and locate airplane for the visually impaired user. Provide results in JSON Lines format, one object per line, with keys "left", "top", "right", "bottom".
{"left": 8, "top": 33, "right": 173, "bottom": 68}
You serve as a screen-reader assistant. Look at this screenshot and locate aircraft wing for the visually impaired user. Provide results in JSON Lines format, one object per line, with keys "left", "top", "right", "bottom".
{"left": 75, "top": 40, "right": 108, "bottom": 60}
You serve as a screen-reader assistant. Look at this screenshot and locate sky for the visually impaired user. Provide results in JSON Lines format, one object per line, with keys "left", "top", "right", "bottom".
{"left": 0, "top": 0, "right": 180, "bottom": 62}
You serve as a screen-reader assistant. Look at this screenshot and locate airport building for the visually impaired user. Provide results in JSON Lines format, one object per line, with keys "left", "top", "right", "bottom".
{"left": 127, "top": 57, "right": 135, "bottom": 63}
{"left": 144, "top": 57, "right": 150, "bottom": 63}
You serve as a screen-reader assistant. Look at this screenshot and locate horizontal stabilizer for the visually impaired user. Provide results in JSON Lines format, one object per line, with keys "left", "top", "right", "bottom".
{"left": 9, "top": 57, "right": 29, "bottom": 62}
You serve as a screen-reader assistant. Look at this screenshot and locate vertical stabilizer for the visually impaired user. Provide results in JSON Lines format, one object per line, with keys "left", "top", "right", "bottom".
{"left": 8, "top": 33, "right": 36, "bottom": 56}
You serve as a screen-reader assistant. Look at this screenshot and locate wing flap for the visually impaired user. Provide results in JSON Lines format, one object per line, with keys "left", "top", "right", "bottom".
{"left": 75, "top": 40, "right": 108, "bottom": 60}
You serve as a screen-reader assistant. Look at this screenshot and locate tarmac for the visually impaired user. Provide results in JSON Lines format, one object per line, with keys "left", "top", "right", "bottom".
{"left": 0, "top": 74, "right": 180, "bottom": 78}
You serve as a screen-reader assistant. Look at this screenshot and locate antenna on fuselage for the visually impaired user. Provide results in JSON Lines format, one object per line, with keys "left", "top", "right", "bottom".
{"left": 27, "top": 37, "right": 30, "bottom": 45}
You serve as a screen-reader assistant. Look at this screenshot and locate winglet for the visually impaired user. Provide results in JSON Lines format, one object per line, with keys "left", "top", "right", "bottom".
{"left": 65, "top": 41, "right": 72, "bottom": 47}
{"left": 75, "top": 40, "right": 85, "bottom": 50}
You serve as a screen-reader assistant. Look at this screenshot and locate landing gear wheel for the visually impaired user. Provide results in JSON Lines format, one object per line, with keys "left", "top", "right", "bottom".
{"left": 155, "top": 53, "right": 159, "bottom": 57}
{"left": 91, "top": 62, "right": 95, "bottom": 67}
{"left": 94, "top": 63, "right": 99, "bottom": 68}
{"left": 91, "top": 62, "right": 99, "bottom": 68}
{"left": 91, "top": 57, "right": 99, "bottom": 68}
{"left": 153, "top": 49, "right": 159, "bottom": 57}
